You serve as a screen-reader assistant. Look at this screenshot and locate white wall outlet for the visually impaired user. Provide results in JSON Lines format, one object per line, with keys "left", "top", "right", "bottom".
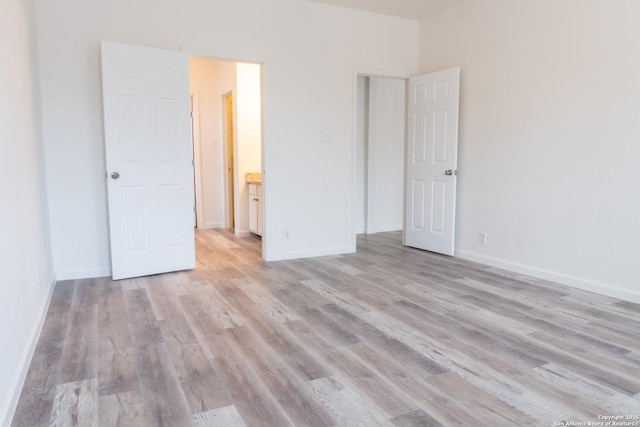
{"left": 320, "top": 130, "right": 332, "bottom": 143}
{"left": 479, "top": 232, "right": 488, "bottom": 245}
{"left": 282, "top": 228, "right": 291, "bottom": 241}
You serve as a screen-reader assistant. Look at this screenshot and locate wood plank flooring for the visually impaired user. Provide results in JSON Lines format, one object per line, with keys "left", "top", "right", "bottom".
{"left": 11, "top": 229, "right": 640, "bottom": 426}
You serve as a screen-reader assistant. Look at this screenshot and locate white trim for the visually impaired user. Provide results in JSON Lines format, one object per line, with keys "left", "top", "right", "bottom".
{"left": 366, "top": 77, "right": 377, "bottom": 236}
{"left": 222, "top": 91, "right": 234, "bottom": 229}
{"left": 456, "top": 249, "right": 640, "bottom": 304}
{"left": 56, "top": 268, "right": 111, "bottom": 281}
{"left": 366, "top": 225, "right": 403, "bottom": 234}
{"left": 1, "top": 278, "right": 56, "bottom": 426}
{"left": 191, "top": 93, "right": 204, "bottom": 229}
{"left": 259, "top": 63, "right": 267, "bottom": 261}
{"left": 203, "top": 221, "right": 225, "bottom": 229}
{"left": 350, "top": 72, "right": 360, "bottom": 252}
{"left": 266, "top": 245, "right": 354, "bottom": 262}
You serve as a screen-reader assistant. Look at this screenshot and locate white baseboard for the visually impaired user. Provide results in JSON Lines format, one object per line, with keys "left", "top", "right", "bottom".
{"left": 200, "top": 222, "right": 225, "bottom": 229}
{"left": 235, "top": 230, "right": 252, "bottom": 238}
{"left": 266, "top": 245, "right": 355, "bottom": 262}
{"left": 366, "top": 225, "right": 402, "bottom": 234}
{"left": 0, "top": 278, "right": 56, "bottom": 426}
{"left": 456, "top": 249, "right": 640, "bottom": 304}
{"left": 56, "top": 268, "right": 111, "bottom": 281}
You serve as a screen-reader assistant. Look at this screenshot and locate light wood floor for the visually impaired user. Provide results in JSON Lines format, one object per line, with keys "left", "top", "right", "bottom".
{"left": 12, "top": 229, "right": 640, "bottom": 426}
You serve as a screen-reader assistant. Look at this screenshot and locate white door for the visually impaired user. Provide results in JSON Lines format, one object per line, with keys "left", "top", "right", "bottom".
{"left": 101, "top": 41, "right": 195, "bottom": 280}
{"left": 404, "top": 67, "right": 460, "bottom": 256}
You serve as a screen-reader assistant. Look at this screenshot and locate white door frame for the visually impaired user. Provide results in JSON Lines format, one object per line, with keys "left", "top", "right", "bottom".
{"left": 191, "top": 93, "right": 204, "bottom": 228}
{"left": 222, "top": 91, "right": 236, "bottom": 229}
{"left": 355, "top": 75, "right": 369, "bottom": 235}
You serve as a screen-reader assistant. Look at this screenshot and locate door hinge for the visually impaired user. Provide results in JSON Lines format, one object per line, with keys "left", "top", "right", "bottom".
{"left": 192, "top": 160, "right": 194, "bottom": 166}
{"left": 193, "top": 206, "right": 196, "bottom": 213}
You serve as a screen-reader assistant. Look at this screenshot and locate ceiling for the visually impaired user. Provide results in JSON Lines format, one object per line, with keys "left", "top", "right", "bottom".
{"left": 307, "top": 0, "right": 465, "bottom": 20}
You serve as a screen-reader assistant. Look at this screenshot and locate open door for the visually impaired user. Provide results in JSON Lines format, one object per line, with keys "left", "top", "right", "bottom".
{"left": 404, "top": 67, "right": 460, "bottom": 256}
{"left": 101, "top": 41, "right": 195, "bottom": 280}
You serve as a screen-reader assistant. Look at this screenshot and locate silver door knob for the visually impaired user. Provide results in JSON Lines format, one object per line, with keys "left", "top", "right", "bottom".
{"left": 111, "top": 171, "right": 120, "bottom": 180}
{"left": 444, "top": 169, "right": 453, "bottom": 176}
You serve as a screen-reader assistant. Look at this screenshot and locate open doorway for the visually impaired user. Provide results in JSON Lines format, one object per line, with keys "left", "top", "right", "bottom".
{"left": 355, "top": 75, "right": 406, "bottom": 236}
{"left": 189, "top": 57, "right": 263, "bottom": 250}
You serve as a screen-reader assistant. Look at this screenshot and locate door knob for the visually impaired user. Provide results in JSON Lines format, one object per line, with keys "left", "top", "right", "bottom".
{"left": 444, "top": 169, "right": 453, "bottom": 176}
{"left": 111, "top": 171, "right": 120, "bottom": 180}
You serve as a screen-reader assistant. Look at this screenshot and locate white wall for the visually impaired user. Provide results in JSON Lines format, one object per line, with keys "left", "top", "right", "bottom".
{"left": 189, "top": 57, "right": 226, "bottom": 229}
{"left": 0, "top": 0, "right": 55, "bottom": 423}
{"left": 36, "top": 0, "right": 419, "bottom": 274}
{"left": 420, "top": 0, "right": 640, "bottom": 302}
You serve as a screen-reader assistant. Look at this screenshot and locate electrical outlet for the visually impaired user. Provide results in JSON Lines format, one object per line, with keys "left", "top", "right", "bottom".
{"left": 282, "top": 228, "right": 291, "bottom": 241}
{"left": 479, "top": 232, "right": 488, "bottom": 245}
{"left": 320, "top": 130, "right": 332, "bottom": 143}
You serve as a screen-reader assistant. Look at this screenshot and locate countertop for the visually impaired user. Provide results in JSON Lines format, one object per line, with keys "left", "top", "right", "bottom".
{"left": 246, "top": 172, "right": 262, "bottom": 184}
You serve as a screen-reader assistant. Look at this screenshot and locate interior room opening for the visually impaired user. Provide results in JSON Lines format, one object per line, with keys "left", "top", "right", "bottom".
{"left": 189, "top": 57, "right": 263, "bottom": 253}
{"left": 355, "top": 74, "right": 406, "bottom": 237}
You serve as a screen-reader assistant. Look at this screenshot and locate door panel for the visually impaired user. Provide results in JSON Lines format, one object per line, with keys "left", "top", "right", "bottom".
{"left": 102, "top": 41, "right": 195, "bottom": 280}
{"left": 411, "top": 180, "right": 427, "bottom": 230}
{"left": 404, "top": 67, "right": 460, "bottom": 255}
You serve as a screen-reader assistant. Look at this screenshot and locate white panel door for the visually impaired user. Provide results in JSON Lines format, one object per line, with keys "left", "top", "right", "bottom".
{"left": 404, "top": 67, "right": 460, "bottom": 255}
{"left": 101, "top": 41, "right": 195, "bottom": 280}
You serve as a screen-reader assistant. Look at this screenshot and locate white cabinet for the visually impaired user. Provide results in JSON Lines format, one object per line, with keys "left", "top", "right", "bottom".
{"left": 248, "top": 183, "right": 262, "bottom": 236}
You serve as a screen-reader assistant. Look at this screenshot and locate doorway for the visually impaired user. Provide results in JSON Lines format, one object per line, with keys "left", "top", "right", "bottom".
{"left": 354, "top": 69, "right": 461, "bottom": 256}
{"left": 355, "top": 75, "right": 406, "bottom": 235}
{"left": 189, "top": 57, "right": 263, "bottom": 247}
